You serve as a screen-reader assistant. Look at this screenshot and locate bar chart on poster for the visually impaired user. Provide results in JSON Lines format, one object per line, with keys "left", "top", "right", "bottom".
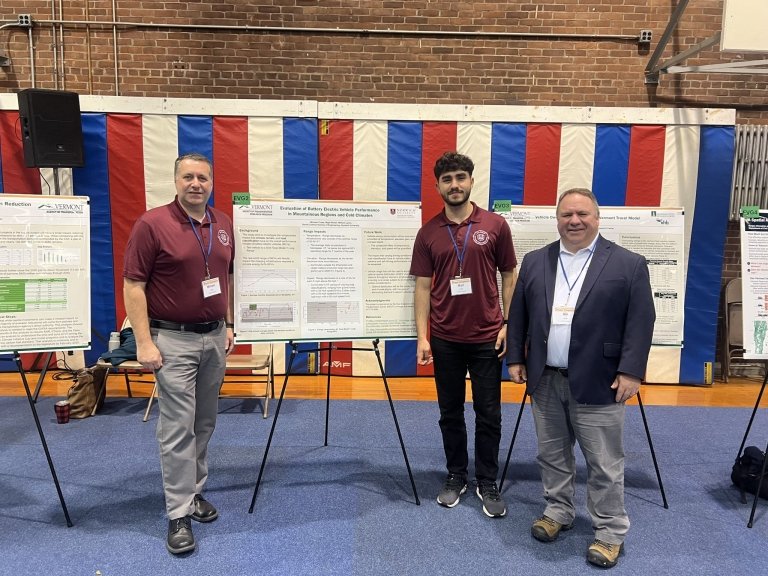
{"left": 0, "top": 195, "right": 91, "bottom": 353}
{"left": 233, "top": 198, "right": 421, "bottom": 342}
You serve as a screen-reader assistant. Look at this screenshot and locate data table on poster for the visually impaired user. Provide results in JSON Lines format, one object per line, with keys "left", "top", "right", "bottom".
{"left": 0, "top": 278, "right": 68, "bottom": 312}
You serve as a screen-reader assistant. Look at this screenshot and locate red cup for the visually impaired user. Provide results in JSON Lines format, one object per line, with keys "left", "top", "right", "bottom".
{"left": 55, "top": 400, "right": 71, "bottom": 424}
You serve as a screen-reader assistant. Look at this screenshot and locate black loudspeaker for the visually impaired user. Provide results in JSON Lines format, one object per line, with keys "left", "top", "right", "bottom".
{"left": 17, "top": 89, "right": 84, "bottom": 168}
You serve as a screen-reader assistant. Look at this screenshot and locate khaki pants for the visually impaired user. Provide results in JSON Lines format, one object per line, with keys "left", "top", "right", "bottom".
{"left": 152, "top": 324, "right": 226, "bottom": 520}
{"left": 531, "top": 369, "right": 628, "bottom": 545}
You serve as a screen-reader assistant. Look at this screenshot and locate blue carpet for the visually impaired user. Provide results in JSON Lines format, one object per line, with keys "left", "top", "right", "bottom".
{"left": 2, "top": 395, "right": 768, "bottom": 575}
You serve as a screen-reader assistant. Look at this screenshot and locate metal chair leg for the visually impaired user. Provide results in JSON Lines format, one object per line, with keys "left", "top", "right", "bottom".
{"left": 143, "top": 383, "right": 157, "bottom": 422}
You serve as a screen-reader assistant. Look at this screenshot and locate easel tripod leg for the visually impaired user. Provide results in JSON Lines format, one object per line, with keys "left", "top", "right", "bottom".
{"left": 747, "top": 438, "right": 768, "bottom": 528}
{"left": 249, "top": 344, "right": 298, "bottom": 513}
{"left": 32, "top": 351, "right": 55, "bottom": 402}
{"left": 373, "top": 340, "right": 420, "bottom": 505}
{"left": 14, "top": 353, "right": 73, "bottom": 527}
{"left": 637, "top": 392, "right": 668, "bottom": 509}
{"left": 743, "top": 370, "right": 768, "bottom": 528}
{"left": 736, "top": 372, "right": 768, "bottom": 463}
{"left": 499, "top": 392, "right": 528, "bottom": 491}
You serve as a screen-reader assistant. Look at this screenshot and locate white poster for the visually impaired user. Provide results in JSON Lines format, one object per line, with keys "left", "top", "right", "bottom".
{"left": 234, "top": 199, "right": 421, "bottom": 342}
{"left": 740, "top": 210, "right": 768, "bottom": 358}
{"left": 0, "top": 195, "right": 91, "bottom": 353}
{"left": 500, "top": 206, "right": 685, "bottom": 347}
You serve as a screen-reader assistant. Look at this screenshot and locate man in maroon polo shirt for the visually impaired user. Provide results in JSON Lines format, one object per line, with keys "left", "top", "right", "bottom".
{"left": 410, "top": 151, "right": 517, "bottom": 518}
{"left": 124, "top": 152, "right": 235, "bottom": 554}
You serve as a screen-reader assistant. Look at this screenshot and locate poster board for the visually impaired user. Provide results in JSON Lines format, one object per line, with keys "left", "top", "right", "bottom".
{"left": 499, "top": 206, "right": 686, "bottom": 348}
{"left": 233, "top": 199, "right": 421, "bottom": 342}
{"left": 739, "top": 209, "right": 768, "bottom": 358}
{"left": 0, "top": 195, "right": 91, "bottom": 353}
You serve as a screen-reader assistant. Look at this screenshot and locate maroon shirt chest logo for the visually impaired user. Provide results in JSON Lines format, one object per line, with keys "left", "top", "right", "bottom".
{"left": 472, "top": 229, "right": 490, "bottom": 245}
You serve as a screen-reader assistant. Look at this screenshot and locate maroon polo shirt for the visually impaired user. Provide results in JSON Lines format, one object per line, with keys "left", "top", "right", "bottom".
{"left": 410, "top": 202, "right": 517, "bottom": 343}
{"left": 123, "top": 197, "right": 235, "bottom": 323}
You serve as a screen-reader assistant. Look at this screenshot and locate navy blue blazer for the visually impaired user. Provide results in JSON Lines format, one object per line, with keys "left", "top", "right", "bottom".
{"left": 506, "top": 234, "right": 655, "bottom": 404}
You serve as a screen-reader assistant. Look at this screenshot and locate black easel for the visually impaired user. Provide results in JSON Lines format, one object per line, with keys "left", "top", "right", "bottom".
{"left": 734, "top": 367, "right": 768, "bottom": 528}
{"left": 2, "top": 169, "right": 76, "bottom": 526}
{"left": 499, "top": 388, "right": 668, "bottom": 509}
{"left": 26, "top": 169, "right": 65, "bottom": 401}
{"left": 31, "top": 351, "right": 56, "bottom": 401}
{"left": 10, "top": 352, "right": 73, "bottom": 526}
{"left": 249, "top": 339, "right": 420, "bottom": 512}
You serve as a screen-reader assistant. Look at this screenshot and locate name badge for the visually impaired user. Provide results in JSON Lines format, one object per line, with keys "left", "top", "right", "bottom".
{"left": 552, "top": 305, "right": 575, "bottom": 325}
{"left": 450, "top": 276, "right": 473, "bottom": 296}
{"left": 202, "top": 277, "right": 222, "bottom": 299}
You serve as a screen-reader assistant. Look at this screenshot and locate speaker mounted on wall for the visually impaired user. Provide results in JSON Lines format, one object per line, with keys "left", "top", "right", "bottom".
{"left": 17, "top": 88, "right": 84, "bottom": 168}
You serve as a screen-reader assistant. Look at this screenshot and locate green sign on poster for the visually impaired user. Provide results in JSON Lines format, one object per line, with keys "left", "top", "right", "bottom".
{"left": 233, "top": 193, "right": 251, "bottom": 206}
{"left": 493, "top": 200, "right": 512, "bottom": 213}
{"left": 741, "top": 205, "right": 760, "bottom": 219}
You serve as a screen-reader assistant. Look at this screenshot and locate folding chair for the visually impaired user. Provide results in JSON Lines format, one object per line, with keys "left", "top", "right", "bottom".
{"left": 95, "top": 318, "right": 155, "bottom": 416}
{"left": 722, "top": 278, "right": 765, "bottom": 381}
{"left": 143, "top": 344, "right": 274, "bottom": 421}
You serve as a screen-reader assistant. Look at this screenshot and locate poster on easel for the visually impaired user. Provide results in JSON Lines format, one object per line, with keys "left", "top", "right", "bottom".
{"left": 0, "top": 195, "right": 91, "bottom": 353}
{"left": 498, "top": 206, "right": 686, "bottom": 347}
{"left": 739, "top": 208, "right": 768, "bottom": 359}
{"left": 233, "top": 198, "right": 421, "bottom": 342}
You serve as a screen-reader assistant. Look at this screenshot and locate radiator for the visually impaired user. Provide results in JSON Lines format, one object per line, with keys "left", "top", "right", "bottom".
{"left": 731, "top": 125, "right": 768, "bottom": 220}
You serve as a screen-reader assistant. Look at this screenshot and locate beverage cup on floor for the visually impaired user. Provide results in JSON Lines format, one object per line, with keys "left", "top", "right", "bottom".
{"left": 55, "top": 400, "right": 71, "bottom": 424}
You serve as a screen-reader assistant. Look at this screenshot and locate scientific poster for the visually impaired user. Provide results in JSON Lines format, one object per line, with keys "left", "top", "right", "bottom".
{"left": 740, "top": 210, "right": 768, "bottom": 358}
{"left": 499, "top": 207, "right": 685, "bottom": 346}
{"left": 0, "top": 195, "right": 91, "bottom": 353}
{"left": 234, "top": 199, "right": 421, "bottom": 342}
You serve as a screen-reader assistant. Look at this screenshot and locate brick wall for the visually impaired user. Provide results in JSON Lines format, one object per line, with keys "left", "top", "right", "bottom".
{"left": 1, "top": 1, "right": 767, "bottom": 123}
{"left": 723, "top": 221, "right": 741, "bottom": 285}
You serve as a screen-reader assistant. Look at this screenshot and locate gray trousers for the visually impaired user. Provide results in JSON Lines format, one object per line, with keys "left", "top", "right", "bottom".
{"left": 530, "top": 370, "right": 628, "bottom": 545}
{"left": 152, "top": 324, "right": 226, "bottom": 520}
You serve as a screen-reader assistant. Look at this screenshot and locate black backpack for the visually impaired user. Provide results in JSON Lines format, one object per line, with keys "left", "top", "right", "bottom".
{"left": 731, "top": 445, "right": 768, "bottom": 502}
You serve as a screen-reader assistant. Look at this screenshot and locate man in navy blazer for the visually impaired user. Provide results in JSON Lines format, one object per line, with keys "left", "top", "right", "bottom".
{"left": 506, "top": 188, "right": 655, "bottom": 569}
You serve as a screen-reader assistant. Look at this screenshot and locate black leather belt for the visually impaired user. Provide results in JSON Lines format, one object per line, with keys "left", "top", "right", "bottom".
{"left": 545, "top": 365, "right": 569, "bottom": 378}
{"left": 149, "top": 319, "right": 222, "bottom": 334}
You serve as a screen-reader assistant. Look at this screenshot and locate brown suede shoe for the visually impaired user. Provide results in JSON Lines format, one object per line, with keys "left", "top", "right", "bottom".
{"left": 531, "top": 515, "right": 574, "bottom": 542}
{"left": 587, "top": 539, "right": 624, "bottom": 568}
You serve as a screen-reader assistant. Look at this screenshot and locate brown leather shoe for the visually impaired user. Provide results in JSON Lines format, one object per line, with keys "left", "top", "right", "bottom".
{"left": 191, "top": 494, "right": 218, "bottom": 523}
{"left": 531, "top": 515, "right": 574, "bottom": 542}
{"left": 587, "top": 539, "right": 624, "bottom": 568}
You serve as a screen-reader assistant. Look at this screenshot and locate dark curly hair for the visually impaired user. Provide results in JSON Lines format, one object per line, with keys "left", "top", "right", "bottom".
{"left": 433, "top": 152, "right": 474, "bottom": 179}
